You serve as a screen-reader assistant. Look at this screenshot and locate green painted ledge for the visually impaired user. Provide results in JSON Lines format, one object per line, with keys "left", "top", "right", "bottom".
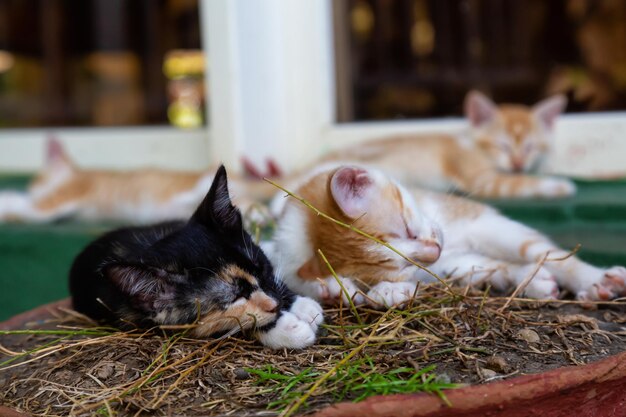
{"left": 0, "top": 176, "right": 625, "bottom": 321}
{"left": 483, "top": 178, "right": 626, "bottom": 267}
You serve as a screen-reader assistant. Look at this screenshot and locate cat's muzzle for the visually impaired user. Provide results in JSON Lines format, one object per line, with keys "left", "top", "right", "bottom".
{"left": 409, "top": 240, "right": 441, "bottom": 264}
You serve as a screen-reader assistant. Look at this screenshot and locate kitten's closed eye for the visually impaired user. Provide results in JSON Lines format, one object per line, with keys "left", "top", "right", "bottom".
{"left": 235, "top": 278, "right": 255, "bottom": 300}
{"left": 498, "top": 140, "right": 512, "bottom": 151}
{"left": 522, "top": 141, "right": 535, "bottom": 154}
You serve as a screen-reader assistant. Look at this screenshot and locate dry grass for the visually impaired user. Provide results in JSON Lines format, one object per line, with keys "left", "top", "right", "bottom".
{"left": 1, "top": 290, "right": 625, "bottom": 417}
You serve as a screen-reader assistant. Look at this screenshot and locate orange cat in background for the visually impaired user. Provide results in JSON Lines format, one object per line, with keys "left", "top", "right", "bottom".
{"left": 0, "top": 139, "right": 275, "bottom": 224}
{"left": 321, "top": 91, "right": 574, "bottom": 199}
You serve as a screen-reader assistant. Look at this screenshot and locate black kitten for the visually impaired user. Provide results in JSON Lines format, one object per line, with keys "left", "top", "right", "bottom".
{"left": 69, "top": 165, "right": 323, "bottom": 348}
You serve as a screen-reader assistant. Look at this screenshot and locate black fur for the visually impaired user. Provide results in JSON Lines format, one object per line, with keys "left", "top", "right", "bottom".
{"left": 69, "top": 165, "right": 295, "bottom": 333}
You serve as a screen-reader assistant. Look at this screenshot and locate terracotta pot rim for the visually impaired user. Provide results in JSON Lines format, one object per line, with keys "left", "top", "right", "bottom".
{"left": 0, "top": 298, "right": 72, "bottom": 331}
{"left": 310, "top": 350, "right": 626, "bottom": 417}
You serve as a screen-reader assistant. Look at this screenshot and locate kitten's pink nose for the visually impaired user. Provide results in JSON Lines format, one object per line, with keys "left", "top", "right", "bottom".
{"left": 411, "top": 240, "right": 441, "bottom": 264}
{"left": 511, "top": 158, "right": 525, "bottom": 172}
{"left": 252, "top": 292, "right": 279, "bottom": 313}
{"left": 265, "top": 299, "right": 279, "bottom": 313}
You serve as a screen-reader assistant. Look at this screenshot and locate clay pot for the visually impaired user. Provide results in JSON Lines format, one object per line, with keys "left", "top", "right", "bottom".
{"left": 1, "top": 300, "right": 625, "bottom": 417}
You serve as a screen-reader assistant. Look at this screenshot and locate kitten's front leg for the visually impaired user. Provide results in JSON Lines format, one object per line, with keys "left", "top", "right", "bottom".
{"left": 282, "top": 273, "right": 366, "bottom": 306}
{"left": 465, "top": 173, "right": 576, "bottom": 199}
{"left": 433, "top": 252, "right": 560, "bottom": 300}
{"left": 0, "top": 191, "right": 79, "bottom": 223}
{"left": 289, "top": 295, "right": 324, "bottom": 331}
{"left": 464, "top": 211, "right": 625, "bottom": 300}
{"left": 366, "top": 281, "right": 419, "bottom": 309}
{"left": 257, "top": 296, "right": 324, "bottom": 349}
{"left": 317, "top": 276, "right": 366, "bottom": 306}
{"left": 575, "top": 266, "right": 626, "bottom": 301}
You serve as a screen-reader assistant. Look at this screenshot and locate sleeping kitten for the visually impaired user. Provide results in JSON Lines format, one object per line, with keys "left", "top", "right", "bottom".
{"left": 69, "top": 165, "right": 323, "bottom": 349}
{"left": 0, "top": 138, "right": 276, "bottom": 224}
{"left": 320, "top": 91, "right": 575, "bottom": 199}
{"left": 268, "top": 164, "right": 625, "bottom": 307}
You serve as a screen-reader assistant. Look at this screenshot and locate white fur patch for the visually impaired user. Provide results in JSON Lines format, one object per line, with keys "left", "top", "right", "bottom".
{"left": 289, "top": 296, "right": 324, "bottom": 331}
{"left": 0, "top": 191, "right": 79, "bottom": 223}
{"left": 268, "top": 204, "right": 319, "bottom": 298}
{"left": 0, "top": 192, "right": 32, "bottom": 220}
{"left": 536, "top": 177, "right": 576, "bottom": 197}
{"left": 519, "top": 265, "right": 559, "bottom": 299}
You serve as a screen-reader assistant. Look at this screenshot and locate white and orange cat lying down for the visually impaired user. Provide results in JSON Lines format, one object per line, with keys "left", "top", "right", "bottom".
{"left": 0, "top": 92, "right": 572, "bottom": 225}
{"left": 265, "top": 164, "right": 625, "bottom": 305}
{"left": 315, "top": 91, "right": 575, "bottom": 199}
{"left": 0, "top": 139, "right": 276, "bottom": 224}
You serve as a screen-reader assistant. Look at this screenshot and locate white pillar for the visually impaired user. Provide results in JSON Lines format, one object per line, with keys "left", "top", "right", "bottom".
{"left": 201, "top": 0, "right": 335, "bottom": 173}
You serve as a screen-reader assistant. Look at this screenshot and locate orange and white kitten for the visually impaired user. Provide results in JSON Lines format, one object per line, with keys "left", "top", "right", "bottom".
{"left": 0, "top": 139, "right": 275, "bottom": 224}
{"left": 322, "top": 91, "right": 575, "bottom": 199}
{"left": 267, "top": 164, "right": 625, "bottom": 307}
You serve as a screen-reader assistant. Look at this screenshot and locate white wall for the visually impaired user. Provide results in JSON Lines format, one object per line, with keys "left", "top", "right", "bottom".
{"left": 203, "top": 0, "right": 335, "bottom": 173}
{"left": 0, "top": 128, "right": 210, "bottom": 173}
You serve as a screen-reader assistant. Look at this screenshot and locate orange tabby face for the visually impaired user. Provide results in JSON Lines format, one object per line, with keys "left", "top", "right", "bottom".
{"left": 297, "top": 165, "right": 443, "bottom": 284}
{"left": 465, "top": 91, "right": 566, "bottom": 173}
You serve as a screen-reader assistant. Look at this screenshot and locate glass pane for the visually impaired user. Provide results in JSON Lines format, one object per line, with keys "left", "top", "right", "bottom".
{"left": 334, "top": 0, "right": 626, "bottom": 122}
{"left": 0, "top": 0, "right": 205, "bottom": 128}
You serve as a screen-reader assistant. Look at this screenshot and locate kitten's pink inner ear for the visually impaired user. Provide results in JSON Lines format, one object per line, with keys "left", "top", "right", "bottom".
{"left": 330, "top": 167, "right": 373, "bottom": 219}
{"left": 46, "top": 136, "right": 70, "bottom": 165}
{"left": 533, "top": 95, "right": 566, "bottom": 129}
{"left": 465, "top": 90, "right": 497, "bottom": 127}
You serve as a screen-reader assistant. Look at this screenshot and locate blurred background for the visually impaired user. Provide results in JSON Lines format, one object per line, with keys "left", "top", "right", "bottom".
{"left": 336, "top": 0, "right": 626, "bottom": 120}
{"left": 2, "top": 1, "right": 626, "bottom": 127}
{"left": 0, "top": 0, "right": 203, "bottom": 128}
{"left": 1, "top": 0, "right": 626, "bottom": 320}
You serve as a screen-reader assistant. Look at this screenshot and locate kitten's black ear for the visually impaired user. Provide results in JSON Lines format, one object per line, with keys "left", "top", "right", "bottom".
{"left": 192, "top": 165, "right": 243, "bottom": 230}
{"left": 464, "top": 90, "right": 497, "bottom": 127}
{"left": 105, "top": 264, "right": 181, "bottom": 311}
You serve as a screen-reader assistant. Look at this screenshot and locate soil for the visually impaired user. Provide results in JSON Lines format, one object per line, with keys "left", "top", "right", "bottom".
{"left": 0, "top": 294, "right": 625, "bottom": 417}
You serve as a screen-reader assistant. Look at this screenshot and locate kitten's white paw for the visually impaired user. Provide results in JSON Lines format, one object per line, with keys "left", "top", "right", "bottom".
{"left": 577, "top": 266, "right": 626, "bottom": 301}
{"left": 537, "top": 178, "right": 576, "bottom": 198}
{"left": 257, "top": 312, "right": 316, "bottom": 349}
{"left": 318, "top": 277, "right": 365, "bottom": 306}
{"left": 520, "top": 266, "right": 559, "bottom": 299}
{"left": 366, "top": 281, "right": 418, "bottom": 308}
{"left": 289, "top": 296, "right": 324, "bottom": 331}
